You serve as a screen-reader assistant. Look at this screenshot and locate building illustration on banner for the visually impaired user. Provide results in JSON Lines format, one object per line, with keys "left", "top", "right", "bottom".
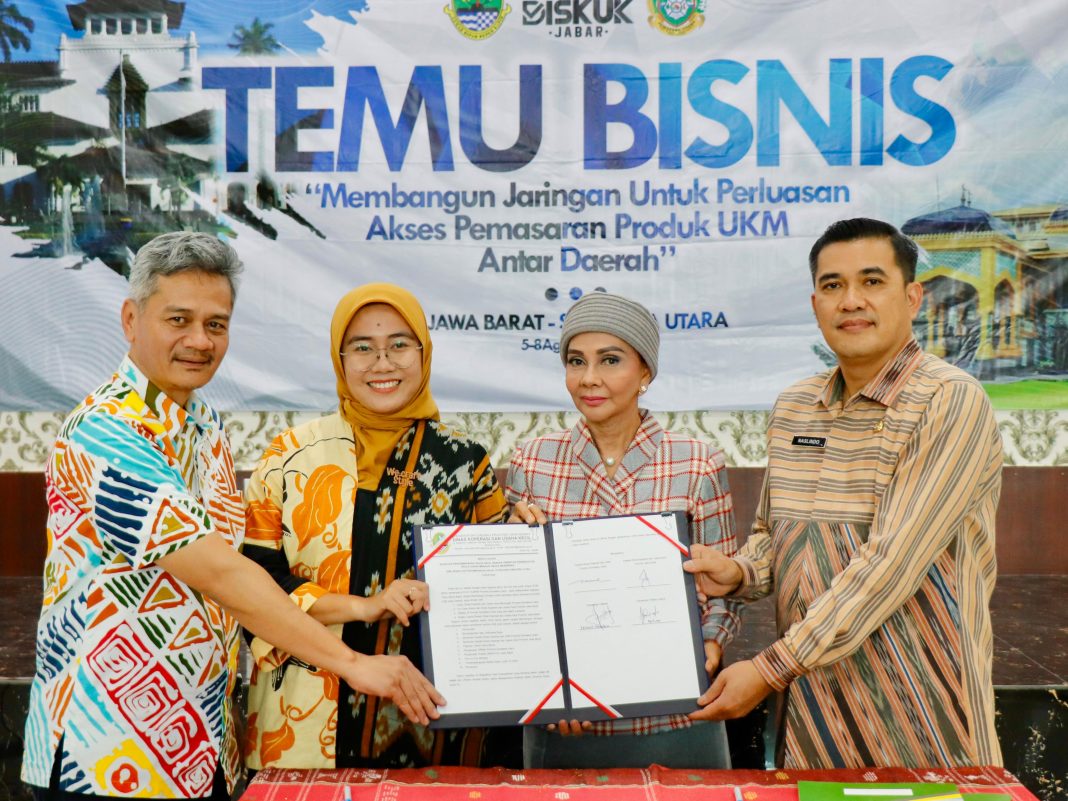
{"left": 0, "top": 0, "right": 222, "bottom": 271}
{"left": 3, "top": 0, "right": 351, "bottom": 268}
{"left": 0, "top": 0, "right": 328, "bottom": 272}
{"left": 904, "top": 193, "right": 1068, "bottom": 381}
{"left": 0, "top": 0, "right": 1066, "bottom": 410}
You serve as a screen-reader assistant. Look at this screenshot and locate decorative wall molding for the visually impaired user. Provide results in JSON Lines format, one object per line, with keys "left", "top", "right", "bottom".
{"left": 3, "top": 409, "right": 1067, "bottom": 472}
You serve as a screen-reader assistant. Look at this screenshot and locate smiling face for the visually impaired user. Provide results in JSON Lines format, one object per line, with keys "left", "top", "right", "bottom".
{"left": 340, "top": 303, "right": 424, "bottom": 416}
{"left": 564, "top": 331, "right": 651, "bottom": 425}
{"left": 811, "top": 236, "right": 923, "bottom": 394}
{"left": 121, "top": 269, "right": 233, "bottom": 408}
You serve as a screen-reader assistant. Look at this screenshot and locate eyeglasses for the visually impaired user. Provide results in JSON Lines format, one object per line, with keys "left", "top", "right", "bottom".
{"left": 339, "top": 338, "right": 423, "bottom": 371}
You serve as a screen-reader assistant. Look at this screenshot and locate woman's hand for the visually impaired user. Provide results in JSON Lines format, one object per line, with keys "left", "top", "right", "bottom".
{"left": 373, "top": 578, "right": 430, "bottom": 626}
{"left": 547, "top": 719, "right": 593, "bottom": 737}
{"left": 508, "top": 501, "right": 548, "bottom": 525}
{"left": 704, "top": 640, "right": 723, "bottom": 678}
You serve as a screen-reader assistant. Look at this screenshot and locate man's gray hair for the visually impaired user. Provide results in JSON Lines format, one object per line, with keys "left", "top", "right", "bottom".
{"left": 128, "top": 232, "right": 243, "bottom": 307}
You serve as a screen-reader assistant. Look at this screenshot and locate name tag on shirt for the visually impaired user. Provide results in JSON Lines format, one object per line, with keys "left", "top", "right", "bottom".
{"left": 792, "top": 435, "right": 826, "bottom": 448}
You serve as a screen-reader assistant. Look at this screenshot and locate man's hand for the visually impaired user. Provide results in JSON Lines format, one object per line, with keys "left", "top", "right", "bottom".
{"left": 508, "top": 501, "right": 547, "bottom": 525}
{"left": 546, "top": 719, "right": 593, "bottom": 736}
{"left": 374, "top": 578, "right": 430, "bottom": 626}
{"left": 703, "top": 640, "right": 723, "bottom": 678}
{"left": 158, "top": 534, "right": 442, "bottom": 725}
{"left": 343, "top": 654, "right": 445, "bottom": 726}
{"left": 689, "top": 660, "right": 772, "bottom": 721}
{"left": 683, "top": 543, "right": 743, "bottom": 600}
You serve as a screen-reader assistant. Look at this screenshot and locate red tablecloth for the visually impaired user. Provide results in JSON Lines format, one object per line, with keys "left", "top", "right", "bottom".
{"left": 243, "top": 766, "right": 1038, "bottom": 801}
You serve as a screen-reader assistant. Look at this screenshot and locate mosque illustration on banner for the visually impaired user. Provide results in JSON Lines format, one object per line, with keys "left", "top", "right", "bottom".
{"left": 0, "top": 0, "right": 1067, "bottom": 383}
{"left": 902, "top": 196, "right": 1068, "bottom": 380}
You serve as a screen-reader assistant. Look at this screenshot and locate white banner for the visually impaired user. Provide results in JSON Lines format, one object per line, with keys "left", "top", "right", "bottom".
{"left": 1, "top": 0, "right": 1066, "bottom": 410}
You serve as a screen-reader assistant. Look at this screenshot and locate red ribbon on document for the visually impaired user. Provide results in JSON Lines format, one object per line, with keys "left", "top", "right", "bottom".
{"left": 634, "top": 515, "right": 689, "bottom": 556}
{"left": 417, "top": 524, "right": 465, "bottom": 569}
{"left": 518, "top": 677, "right": 622, "bottom": 723}
{"left": 568, "top": 678, "right": 622, "bottom": 719}
{"left": 519, "top": 677, "right": 565, "bottom": 724}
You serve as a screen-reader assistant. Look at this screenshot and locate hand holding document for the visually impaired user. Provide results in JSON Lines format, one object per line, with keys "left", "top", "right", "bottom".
{"left": 414, "top": 513, "right": 709, "bottom": 727}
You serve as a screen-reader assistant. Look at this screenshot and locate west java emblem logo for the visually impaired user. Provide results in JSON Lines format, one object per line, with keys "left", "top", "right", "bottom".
{"left": 647, "top": 0, "right": 705, "bottom": 34}
{"left": 446, "top": 0, "right": 512, "bottom": 39}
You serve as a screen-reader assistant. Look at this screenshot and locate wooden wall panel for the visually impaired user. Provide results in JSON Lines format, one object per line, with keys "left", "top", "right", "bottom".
{"left": 995, "top": 467, "right": 1067, "bottom": 574}
{"left": 0, "top": 473, "right": 46, "bottom": 577}
{"left": 2, "top": 467, "right": 1064, "bottom": 577}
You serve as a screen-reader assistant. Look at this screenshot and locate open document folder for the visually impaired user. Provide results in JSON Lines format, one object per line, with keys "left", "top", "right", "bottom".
{"left": 413, "top": 512, "right": 709, "bottom": 727}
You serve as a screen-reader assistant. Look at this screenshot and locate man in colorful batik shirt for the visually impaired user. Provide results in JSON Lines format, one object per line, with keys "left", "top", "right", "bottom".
{"left": 687, "top": 218, "right": 1003, "bottom": 769}
{"left": 23, "top": 233, "right": 442, "bottom": 801}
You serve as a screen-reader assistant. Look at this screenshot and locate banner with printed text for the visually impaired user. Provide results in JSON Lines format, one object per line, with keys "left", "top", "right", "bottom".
{"left": 2, "top": 0, "right": 1066, "bottom": 411}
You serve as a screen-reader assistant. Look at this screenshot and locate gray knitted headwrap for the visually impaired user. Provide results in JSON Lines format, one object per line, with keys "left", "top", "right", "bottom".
{"left": 559, "top": 292, "right": 659, "bottom": 380}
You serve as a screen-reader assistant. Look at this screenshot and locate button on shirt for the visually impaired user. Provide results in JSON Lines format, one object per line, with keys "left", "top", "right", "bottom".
{"left": 22, "top": 358, "right": 244, "bottom": 797}
{"left": 736, "top": 339, "right": 1002, "bottom": 768}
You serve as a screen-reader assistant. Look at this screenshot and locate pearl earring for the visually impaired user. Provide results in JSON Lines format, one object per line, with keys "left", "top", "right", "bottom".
{"left": 639, "top": 385, "right": 648, "bottom": 394}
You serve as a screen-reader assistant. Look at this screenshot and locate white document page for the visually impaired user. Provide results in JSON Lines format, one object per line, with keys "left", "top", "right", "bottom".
{"left": 418, "top": 523, "right": 563, "bottom": 717}
{"left": 549, "top": 515, "right": 701, "bottom": 711}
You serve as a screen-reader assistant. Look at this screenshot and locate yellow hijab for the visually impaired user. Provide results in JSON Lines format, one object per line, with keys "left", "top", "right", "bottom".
{"left": 330, "top": 283, "right": 439, "bottom": 490}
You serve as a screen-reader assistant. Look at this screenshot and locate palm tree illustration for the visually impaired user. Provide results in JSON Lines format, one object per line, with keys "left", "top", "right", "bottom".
{"left": 0, "top": 1, "right": 33, "bottom": 62}
{"left": 228, "top": 18, "right": 281, "bottom": 55}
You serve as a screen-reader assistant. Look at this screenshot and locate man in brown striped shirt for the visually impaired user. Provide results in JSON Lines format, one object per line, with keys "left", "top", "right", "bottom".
{"left": 686, "top": 218, "right": 1002, "bottom": 768}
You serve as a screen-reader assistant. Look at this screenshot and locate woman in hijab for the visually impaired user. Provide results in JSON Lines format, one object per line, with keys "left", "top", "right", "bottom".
{"left": 507, "top": 291, "right": 740, "bottom": 769}
{"left": 242, "top": 283, "right": 509, "bottom": 769}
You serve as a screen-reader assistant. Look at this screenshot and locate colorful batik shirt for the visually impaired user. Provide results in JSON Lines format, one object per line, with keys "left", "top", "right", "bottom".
{"left": 22, "top": 357, "right": 244, "bottom": 797}
{"left": 505, "top": 411, "right": 741, "bottom": 736}
{"left": 242, "top": 412, "right": 508, "bottom": 769}
{"left": 736, "top": 339, "right": 1003, "bottom": 768}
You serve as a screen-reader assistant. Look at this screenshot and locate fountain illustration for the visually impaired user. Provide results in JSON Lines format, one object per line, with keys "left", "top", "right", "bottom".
{"left": 59, "top": 185, "right": 74, "bottom": 257}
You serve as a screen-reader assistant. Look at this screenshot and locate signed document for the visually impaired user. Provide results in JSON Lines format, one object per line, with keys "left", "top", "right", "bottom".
{"left": 413, "top": 513, "right": 708, "bottom": 727}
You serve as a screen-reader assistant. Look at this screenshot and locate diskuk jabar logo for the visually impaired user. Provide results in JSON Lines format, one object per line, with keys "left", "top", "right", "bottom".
{"left": 647, "top": 0, "right": 705, "bottom": 34}
{"left": 446, "top": 0, "right": 512, "bottom": 39}
{"left": 522, "top": 0, "right": 634, "bottom": 39}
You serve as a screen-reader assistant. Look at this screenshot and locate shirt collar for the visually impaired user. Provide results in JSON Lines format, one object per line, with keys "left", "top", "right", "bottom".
{"left": 117, "top": 355, "right": 199, "bottom": 440}
{"left": 570, "top": 410, "right": 663, "bottom": 477}
{"left": 818, "top": 338, "right": 924, "bottom": 410}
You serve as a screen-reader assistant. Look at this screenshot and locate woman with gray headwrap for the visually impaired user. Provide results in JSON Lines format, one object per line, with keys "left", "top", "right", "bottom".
{"left": 505, "top": 292, "right": 740, "bottom": 769}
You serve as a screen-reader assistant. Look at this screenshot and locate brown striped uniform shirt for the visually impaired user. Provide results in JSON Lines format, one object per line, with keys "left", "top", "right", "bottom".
{"left": 735, "top": 338, "right": 1002, "bottom": 769}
